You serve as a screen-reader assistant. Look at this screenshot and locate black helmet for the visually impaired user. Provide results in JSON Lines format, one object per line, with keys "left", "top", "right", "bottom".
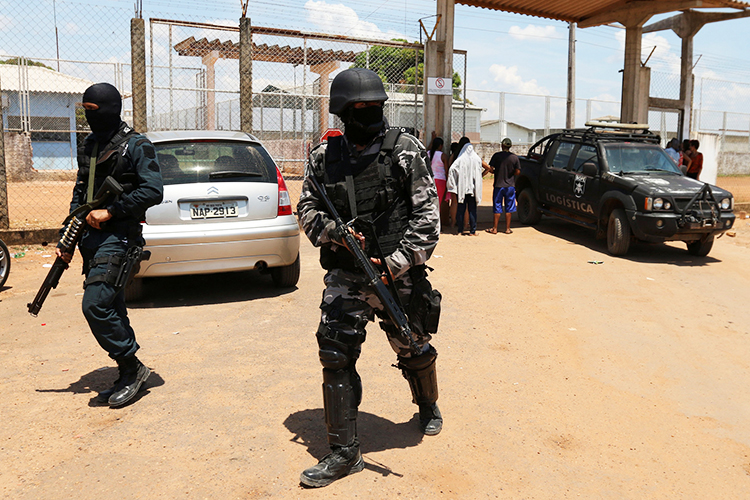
{"left": 329, "top": 68, "right": 388, "bottom": 115}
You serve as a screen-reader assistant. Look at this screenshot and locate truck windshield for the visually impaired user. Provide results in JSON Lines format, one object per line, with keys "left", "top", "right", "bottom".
{"left": 602, "top": 143, "right": 682, "bottom": 175}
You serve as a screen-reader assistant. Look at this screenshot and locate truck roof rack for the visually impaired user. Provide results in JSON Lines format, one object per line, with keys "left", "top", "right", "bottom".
{"left": 583, "top": 121, "right": 650, "bottom": 131}
{"left": 556, "top": 122, "right": 660, "bottom": 145}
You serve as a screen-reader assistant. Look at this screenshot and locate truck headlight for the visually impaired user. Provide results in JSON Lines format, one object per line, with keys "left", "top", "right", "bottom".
{"left": 720, "top": 198, "right": 731, "bottom": 210}
{"left": 653, "top": 198, "right": 663, "bottom": 210}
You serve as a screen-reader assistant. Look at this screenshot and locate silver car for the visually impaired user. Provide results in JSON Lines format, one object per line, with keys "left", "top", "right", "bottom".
{"left": 124, "top": 130, "right": 300, "bottom": 301}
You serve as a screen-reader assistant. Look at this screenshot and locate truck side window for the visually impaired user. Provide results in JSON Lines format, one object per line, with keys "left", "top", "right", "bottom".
{"left": 551, "top": 142, "right": 575, "bottom": 170}
{"left": 572, "top": 145, "right": 599, "bottom": 173}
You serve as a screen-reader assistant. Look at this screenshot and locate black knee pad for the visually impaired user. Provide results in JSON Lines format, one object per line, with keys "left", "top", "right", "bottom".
{"left": 398, "top": 345, "right": 438, "bottom": 371}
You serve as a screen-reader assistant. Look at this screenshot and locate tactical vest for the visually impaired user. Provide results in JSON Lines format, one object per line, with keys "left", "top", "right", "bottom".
{"left": 320, "top": 129, "right": 412, "bottom": 271}
{"left": 77, "top": 124, "right": 138, "bottom": 200}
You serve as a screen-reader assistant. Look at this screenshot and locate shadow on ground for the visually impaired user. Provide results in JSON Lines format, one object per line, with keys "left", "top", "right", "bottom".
{"left": 128, "top": 269, "right": 297, "bottom": 309}
{"left": 522, "top": 215, "right": 722, "bottom": 267}
{"left": 285, "top": 408, "right": 425, "bottom": 478}
{"left": 36, "top": 366, "right": 165, "bottom": 407}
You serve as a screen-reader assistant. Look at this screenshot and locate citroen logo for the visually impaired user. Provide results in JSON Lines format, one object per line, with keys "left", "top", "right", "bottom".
{"left": 207, "top": 186, "right": 219, "bottom": 195}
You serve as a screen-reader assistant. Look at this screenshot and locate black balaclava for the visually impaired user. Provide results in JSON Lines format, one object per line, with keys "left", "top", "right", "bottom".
{"left": 340, "top": 104, "right": 385, "bottom": 146}
{"left": 82, "top": 83, "right": 122, "bottom": 141}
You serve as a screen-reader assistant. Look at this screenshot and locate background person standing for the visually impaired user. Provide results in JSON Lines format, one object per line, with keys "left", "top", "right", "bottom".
{"left": 486, "top": 138, "right": 521, "bottom": 234}
{"left": 686, "top": 139, "right": 704, "bottom": 180}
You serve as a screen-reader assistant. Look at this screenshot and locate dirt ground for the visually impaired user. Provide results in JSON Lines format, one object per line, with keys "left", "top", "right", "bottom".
{"left": 2, "top": 182, "right": 750, "bottom": 499}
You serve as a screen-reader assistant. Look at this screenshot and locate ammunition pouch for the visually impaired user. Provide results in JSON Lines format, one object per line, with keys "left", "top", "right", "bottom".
{"left": 407, "top": 265, "right": 442, "bottom": 335}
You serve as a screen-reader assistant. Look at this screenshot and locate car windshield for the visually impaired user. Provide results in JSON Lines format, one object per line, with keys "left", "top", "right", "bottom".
{"left": 154, "top": 140, "right": 277, "bottom": 186}
{"left": 602, "top": 143, "right": 682, "bottom": 175}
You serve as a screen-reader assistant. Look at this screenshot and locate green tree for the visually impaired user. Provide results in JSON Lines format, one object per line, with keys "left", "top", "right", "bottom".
{"left": 0, "top": 58, "right": 55, "bottom": 71}
{"left": 351, "top": 40, "right": 466, "bottom": 100}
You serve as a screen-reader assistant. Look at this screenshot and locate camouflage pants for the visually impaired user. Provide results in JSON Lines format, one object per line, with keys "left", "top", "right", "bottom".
{"left": 319, "top": 268, "right": 433, "bottom": 358}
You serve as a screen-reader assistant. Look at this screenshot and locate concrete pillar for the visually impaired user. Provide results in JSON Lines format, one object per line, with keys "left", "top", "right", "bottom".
{"left": 637, "top": 66, "right": 651, "bottom": 125}
{"left": 679, "top": 35, "right": 693, "bottom": 140}
{"left": 437, "top": 0, "right": 454, "bottom": 143}
{"left": 130, "top": 18, "right": 148, "bottom": 133}
{"left": 311, "top": 61, "right": 339, "bottom": 139}
{"left": 239, "top": 17, "right": 253, "bottom": 134}
{"left": 202, "top": 50, "right": 220, "bottom": 131}
{"left": 620, "top": 24, "right": 643, "bottom": 124}
{"left": 566, "top": 22, "right": 576, "bottom": 129}
{"left": 424, "top": 0, "right": 454, "bottom": 143}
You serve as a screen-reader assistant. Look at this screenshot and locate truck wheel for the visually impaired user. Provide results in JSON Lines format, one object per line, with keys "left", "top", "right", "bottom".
{"left": 607, "top": 208, "right": 631, "bottom": 256}
{"left": 124, "top": 278, "right": 144, "bottom": 302}
{"left": 686, "top": 235, "right": 714, "bottom": 257}
{"left": 517, "top": 188, "right": 542, "bottom": 225}
{"left": 271, "top": 254, "right": 300, "bottom": 287}
{"left": 0, "top": 239, "right": 10, "bottom": 288}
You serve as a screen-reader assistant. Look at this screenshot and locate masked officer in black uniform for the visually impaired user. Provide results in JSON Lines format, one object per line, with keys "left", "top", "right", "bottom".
{"left": 297, "top": 68, "right": 442, "bottom": 487}
{"left": 56, "top": 83, "right": 163, "bottom": 407}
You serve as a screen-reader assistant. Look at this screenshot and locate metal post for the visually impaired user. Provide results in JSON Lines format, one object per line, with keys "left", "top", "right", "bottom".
{"left": 586, "top": 99, "right": 591, "bottom": 123}
{"left": 498, "top": 92, "right": 504, "bottom": 142}
{"left": 302, "top": 37, "right": 307, "bottom": 150}
{"left": 239, "top": 17, "right": 253, "bottom": 134}
{"left": 0, "top": 82, "right": 9, "bottom": 230}
{"left": 722, "top": 111, "right": 727, "bottom": 143}
{"left": 462, "top": 53, "right": 467, "bottom": 137}
{"left": 545, "top": 96, "right": 551, "bottom": 137}
{"left": 131, "top": 18, "right": 148, "bottom": 132}
{"left": 149, "top": 19, "right": 154, "bottom": 129}
{"left": 169, "top": 24, "right": 173, "bottom": 129}
{"left": 414, "top": 45, "right": 419, "bottom": 134}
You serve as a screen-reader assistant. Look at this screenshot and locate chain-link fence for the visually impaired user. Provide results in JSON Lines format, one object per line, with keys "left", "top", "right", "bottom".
{"left": 0, "top": 4, "right": 470, "bottom": 230}
{"left": 144, "top": 19, "right": 471, "bottom": 206}
{"left": 0, "top": 0, "right": 135, "bottom": 230}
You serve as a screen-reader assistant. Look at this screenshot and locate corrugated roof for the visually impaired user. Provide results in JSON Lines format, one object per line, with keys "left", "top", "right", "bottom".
{"left": 0, "top": 64, "right": 92, "bottom": 94}
{"left": 457, "top": 0, "right": 749, "bottom": 26}
{"left": 174, "top": 37, "right": 361, "bottom": 66}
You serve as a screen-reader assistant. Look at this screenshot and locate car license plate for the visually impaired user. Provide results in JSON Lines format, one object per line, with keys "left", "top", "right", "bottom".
{"left": 190, "top": 201, "right": 239, "bottom": 219}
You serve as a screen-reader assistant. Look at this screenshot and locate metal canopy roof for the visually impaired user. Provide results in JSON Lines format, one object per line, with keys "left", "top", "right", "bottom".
{"left": 456, "top": 0, "right": 750, "bottom": 27}
{"left": 174, "top": 36, "right": 360, "bottom": 66}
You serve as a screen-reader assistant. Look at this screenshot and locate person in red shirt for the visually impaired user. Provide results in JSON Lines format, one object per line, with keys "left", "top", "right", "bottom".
{"left": 686, "top": 139, "right": 703, "bottom": 180}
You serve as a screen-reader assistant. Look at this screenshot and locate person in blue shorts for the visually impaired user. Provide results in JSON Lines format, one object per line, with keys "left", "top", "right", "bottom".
{"left": 486, "top": 137, "right": 521, "bottom": 234}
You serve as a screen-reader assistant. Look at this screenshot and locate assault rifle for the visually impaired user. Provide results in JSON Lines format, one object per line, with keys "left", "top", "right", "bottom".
{"left": 27, "top": 176, "right": 124, "bottom": 316}
{"left": 306, "top": 174, "right": 421, "bottom": 355}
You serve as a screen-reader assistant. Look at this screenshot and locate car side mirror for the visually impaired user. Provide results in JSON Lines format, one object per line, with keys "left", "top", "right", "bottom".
{"left": 581, "top": 162, "right": 598, "bottom": 177}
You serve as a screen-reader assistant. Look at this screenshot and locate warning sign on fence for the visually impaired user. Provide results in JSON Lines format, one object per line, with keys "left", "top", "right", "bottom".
{"left": 427, "top": 77, "right": 452, "bottom": 96}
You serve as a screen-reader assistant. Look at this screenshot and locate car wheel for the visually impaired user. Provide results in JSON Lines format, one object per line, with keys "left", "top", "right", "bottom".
{"left": 271, "top": 254, "right": 300, "bottom": 287}
{"left": 0, "top": 239, "right": 10, "bottom": 288}
{"left": 607, "top": 208, "right": 631, "bottom": 256}
{"left": 686, "top": 235, "right": 714, "bottom": 257}
{"left": 517, "top": 188, "right": 542, "bottom": 225}
{"left": 124, "top": 277, "right": 144, "bottom": 302}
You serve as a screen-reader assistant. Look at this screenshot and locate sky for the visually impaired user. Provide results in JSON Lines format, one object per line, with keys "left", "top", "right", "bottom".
{"left": 2, "top": 0, "right": 749, "bottom": 131}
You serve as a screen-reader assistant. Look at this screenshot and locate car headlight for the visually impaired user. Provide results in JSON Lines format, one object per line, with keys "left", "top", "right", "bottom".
{"left": 653, "top": 198, "right": 663, "bottom": 210}
{"left": 663, "top": 201, "right": 672, "bottom": 210}
{"left": 720, "top": 198, "right": 731, "bottom": 210}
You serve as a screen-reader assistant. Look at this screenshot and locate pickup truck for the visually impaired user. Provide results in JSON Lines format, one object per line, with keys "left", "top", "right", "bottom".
{"left": 515, "top": 123, "right": 735, "bottom": 256}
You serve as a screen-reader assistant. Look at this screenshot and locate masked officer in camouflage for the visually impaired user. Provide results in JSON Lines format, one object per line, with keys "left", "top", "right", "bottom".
{"left": 56, "top": 83, "right": 163, "bottom": 407}
{"left": 297, "top": 68, "right": 442, "bottom": 487}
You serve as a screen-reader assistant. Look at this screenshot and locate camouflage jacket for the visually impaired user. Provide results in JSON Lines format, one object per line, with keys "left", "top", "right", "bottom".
{"left": 297, "top": 130, "right": 440, "bottom": 279}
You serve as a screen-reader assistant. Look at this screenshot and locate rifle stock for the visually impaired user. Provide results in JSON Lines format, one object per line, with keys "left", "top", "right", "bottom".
{"left": 307, "top": 174, "right": 421, "bottom": 355}
{"left": 27, "top": 177, "right": 124, "bottom": 316}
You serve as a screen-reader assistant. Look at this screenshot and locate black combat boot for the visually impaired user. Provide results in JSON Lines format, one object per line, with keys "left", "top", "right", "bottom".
{"left": 299, "top": 442, "right": 364, "bottom": 488}
{"left": 108, "top": 356, "right": 150, "bottom": 407}
{"left": 419, "top": 402, "right": 443, "bottom": 435}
